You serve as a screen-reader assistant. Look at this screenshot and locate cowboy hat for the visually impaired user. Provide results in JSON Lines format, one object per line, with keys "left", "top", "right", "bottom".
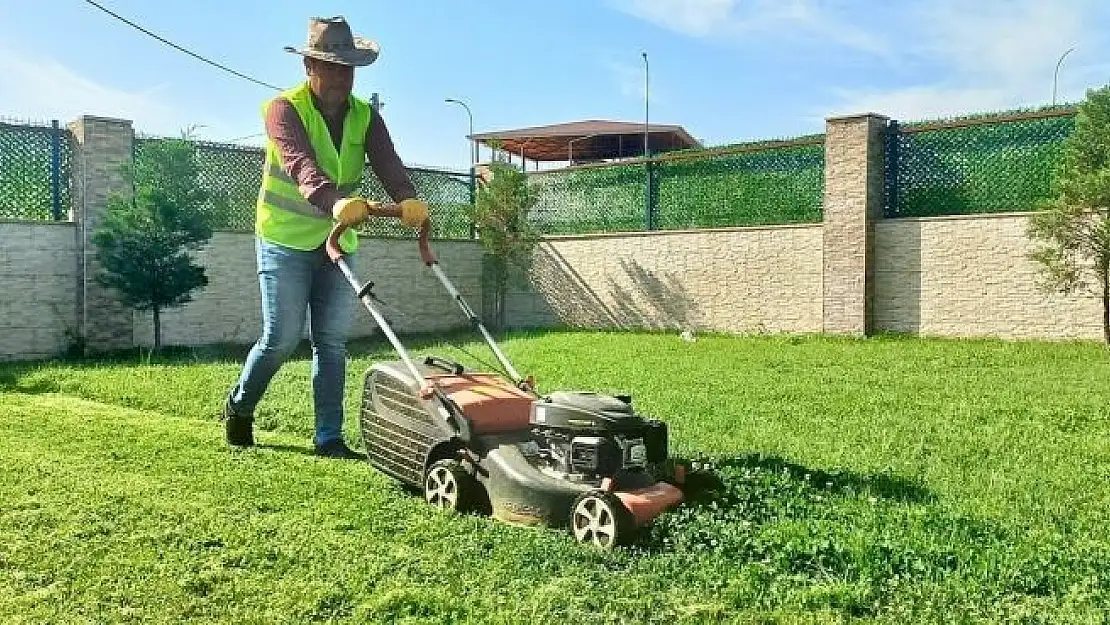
{"left": 284, "top": 16, "right": 379, "bottom": 67}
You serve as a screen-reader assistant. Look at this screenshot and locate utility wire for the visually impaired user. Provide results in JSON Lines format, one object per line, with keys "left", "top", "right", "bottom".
{"left": 222, "top": 132, "right": 267, "bottom": 143}
{"left": 82, "top": 0, "right": 282, "bottom": 91}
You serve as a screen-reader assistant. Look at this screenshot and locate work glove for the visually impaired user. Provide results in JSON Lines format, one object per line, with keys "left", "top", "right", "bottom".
{"left": 332, "top": 196, "right": 374, "bottom": 226}
{"left": 399, "top": 198, "right": 430, "bottom": 228}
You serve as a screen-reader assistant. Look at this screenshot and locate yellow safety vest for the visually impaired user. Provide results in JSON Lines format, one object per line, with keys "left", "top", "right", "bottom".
{"left": 255, "top": 81, "right": 371, "bottom": 253}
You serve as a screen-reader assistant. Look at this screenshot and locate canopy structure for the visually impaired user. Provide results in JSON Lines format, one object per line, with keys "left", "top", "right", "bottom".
{"left": 471, "top": 120, "right": 701, "bottom": 165}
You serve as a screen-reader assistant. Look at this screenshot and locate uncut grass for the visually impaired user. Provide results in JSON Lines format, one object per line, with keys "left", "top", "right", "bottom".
{"left": 2, "top": 330, "right": 1110, "bottom": 622}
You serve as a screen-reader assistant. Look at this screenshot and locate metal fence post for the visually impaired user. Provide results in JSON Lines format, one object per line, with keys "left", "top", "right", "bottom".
{"left": 469, "top": 167, "right": 477, "bottom": 240}
{"left": 884, "top": 119, "right": 900, "bottom": 218}
{"left": 650, "top": 160, "right": 661, "bottom": 230}
{"left": 50, "top": 119, "right": 62, "bottom": 221}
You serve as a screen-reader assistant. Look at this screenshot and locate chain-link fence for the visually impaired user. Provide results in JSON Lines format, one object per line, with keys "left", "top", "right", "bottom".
{"left": 135, "top": 136, "right": 266, "bottom": 231}
{"left": 527, "top": 136, "right": 825, "bottom": 234}
{"left": 357, "top": 165, "right": 475, "bottom": 240}
{"left": 133, "top": 136, "right": 475, "bottom": 239}
{"left": 1, "top": 109, "right": 1079, "bottom": 231}
{"left": 884, "top": 108, "right": 1076, "bottom": 218}
{"left": 0, "top": 119, "right": 73, "bottom": 221}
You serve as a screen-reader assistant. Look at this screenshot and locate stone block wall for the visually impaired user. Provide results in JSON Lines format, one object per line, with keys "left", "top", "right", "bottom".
{"left": 504, "top": 225, "right": 825, "bottom": 335}
{"left": 0, "top": 222, "right": 80, "bottom": 361}
{"left": 874, "top": 213, "right": 1103, "bottom": 340}
{"left": 132, "top": 235, "right": 485, "bottom": 348}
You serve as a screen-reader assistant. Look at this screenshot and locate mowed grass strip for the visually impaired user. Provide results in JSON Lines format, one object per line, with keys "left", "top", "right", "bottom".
{"left": 2, "top": 331, "right": 1110, "bottom": 623}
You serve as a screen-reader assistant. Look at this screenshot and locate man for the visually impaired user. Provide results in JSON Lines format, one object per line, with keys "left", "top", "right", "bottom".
{"left": 223, "top": 16, "right": 429, "bottom": 458}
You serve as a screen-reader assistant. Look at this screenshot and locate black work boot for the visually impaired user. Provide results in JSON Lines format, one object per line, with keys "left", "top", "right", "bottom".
{"left": 314, "top": 439, "right": 364, "bottom": 460}
{"left": 223, "top": 394, "right": 254, "bottom": 447}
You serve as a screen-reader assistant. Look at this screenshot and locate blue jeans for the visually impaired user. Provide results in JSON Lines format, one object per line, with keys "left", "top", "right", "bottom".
{"left": 230, "top": 237, "right": 356, "bottom": 446}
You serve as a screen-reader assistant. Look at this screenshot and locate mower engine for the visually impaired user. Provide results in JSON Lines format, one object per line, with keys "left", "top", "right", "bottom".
{"left": 525, "top": 391, "right": 668, "bottom": 483}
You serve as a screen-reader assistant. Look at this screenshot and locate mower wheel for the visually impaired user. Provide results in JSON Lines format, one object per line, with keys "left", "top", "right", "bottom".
{"left": 424, "top": 458, "right": 480, "bottom": 514}
{"left": 569, "top": 490, "right": 634, "bottom": 550}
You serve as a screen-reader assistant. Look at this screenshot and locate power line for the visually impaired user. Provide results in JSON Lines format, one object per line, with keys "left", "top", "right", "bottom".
{"left": 82, "top": 0, "right": 282, "bottom": 91}
{"left": 222, "top": 132, "right": 266, "bottom": 143}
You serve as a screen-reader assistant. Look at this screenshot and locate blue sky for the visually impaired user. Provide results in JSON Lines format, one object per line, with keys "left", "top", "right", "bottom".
{"left": 2, "top": 0, "right": 1109, "bottom": 171}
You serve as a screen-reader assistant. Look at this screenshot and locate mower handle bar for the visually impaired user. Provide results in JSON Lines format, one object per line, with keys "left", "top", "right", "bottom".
{"left": 324, "top": 207, "right": 437, "bottom": 266}
{"left": 325, "top": 215, "right": 527, "bottom": 390}
{"left": 325, "top": 215, "right": 475, "bottom": 438}
{"left": 324, "top": 212, "right": 426, "bottom": 385}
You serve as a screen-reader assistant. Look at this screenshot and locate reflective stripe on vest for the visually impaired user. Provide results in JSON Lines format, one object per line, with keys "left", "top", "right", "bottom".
{"left": 259, "top": 163, "right": 361, "bottom": 218}
{"left": 254, "top": 81, "right": 371, "bottom": 252}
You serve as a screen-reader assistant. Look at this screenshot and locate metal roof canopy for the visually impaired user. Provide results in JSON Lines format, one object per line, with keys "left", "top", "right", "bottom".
{"left": 470, "top": 120, "right": 701, "bottom": 163}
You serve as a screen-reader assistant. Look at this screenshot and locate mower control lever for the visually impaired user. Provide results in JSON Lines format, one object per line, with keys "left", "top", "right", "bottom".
{"left": 424, "top": 356, "right": 465, "bottom": 375}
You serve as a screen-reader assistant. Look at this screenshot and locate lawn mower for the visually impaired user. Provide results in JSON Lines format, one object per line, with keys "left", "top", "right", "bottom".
{"left": 324, "top": 217, "right": 686, "bottom": 549}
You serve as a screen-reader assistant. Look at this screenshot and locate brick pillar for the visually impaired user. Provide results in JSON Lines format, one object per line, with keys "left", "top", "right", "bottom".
{"left": 822, "top": 113, "right": 888, "bottom": 336}
{"left": 69, "top": 116, "right": 135, "bottom": 354}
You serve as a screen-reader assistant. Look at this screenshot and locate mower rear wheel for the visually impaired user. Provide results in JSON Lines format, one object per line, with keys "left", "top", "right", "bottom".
{"left": 570, "top": 491, "right": 633, "bottom": 550}
{"left": 424, "top": 458, "right": 479, "bottom": 513}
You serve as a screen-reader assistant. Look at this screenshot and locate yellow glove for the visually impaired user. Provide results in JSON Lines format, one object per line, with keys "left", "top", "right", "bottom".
{"left": 332, "top": 197, "right": 370, "bottom": 226}
{"left": 400, "top": 198, "right": 430, "bottom": 228}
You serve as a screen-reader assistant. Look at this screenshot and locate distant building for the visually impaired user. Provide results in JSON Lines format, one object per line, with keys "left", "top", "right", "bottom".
{"left": 471, "top": 119, "right": 701, "bottom": 170}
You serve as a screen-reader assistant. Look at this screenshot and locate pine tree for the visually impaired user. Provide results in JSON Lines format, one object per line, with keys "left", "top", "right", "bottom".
{"left": 92, "top": 132, "right": 217, "bottom": 351}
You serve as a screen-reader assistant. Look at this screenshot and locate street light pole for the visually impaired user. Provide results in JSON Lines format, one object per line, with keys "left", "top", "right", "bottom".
{"left": 642, "top": 51, "right": 652, "bottom": 230}
{"left": 1053, "top": 47, "right": 1076, "bottom": 106}
{"left": 446, "top": 98, "right": 478, "bottom": 239}
{"left": 445, "top": 98, "right": 475, "bottom": 167}
{"left": 642, "top": 52, "right": 650, "bottom": 158}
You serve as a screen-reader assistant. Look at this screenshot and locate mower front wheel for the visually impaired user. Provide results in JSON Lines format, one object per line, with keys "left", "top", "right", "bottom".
{"left": 424, "top": 458, "right": 480, "bottom": 514}
{"left": 570, "top": 490, "right": 634, "bottom": 550}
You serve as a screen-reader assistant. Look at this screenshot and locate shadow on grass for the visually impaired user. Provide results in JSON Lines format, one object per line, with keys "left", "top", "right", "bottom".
{"left": 678, "top": 453, "right": 935, "bottom": 505}
{"left": 0, "top": 326, "right": 574, "bottom": 372}
{"left": 253, "top": 442, "right": 370, "bottom": 463}
{"left": 624, "top": 452, "right": 938, "bottom": 558}
{"left": 0, "top": 365, "right": 61, "bottom": 395}
{"left": 254, "top": 443, "right": 318, "bottom": 458}
{"left": 0, "top": 325, "right": 820, "bottom": 381}
{"left": 620, "top": 452, "right": 1066, "bottom": 614}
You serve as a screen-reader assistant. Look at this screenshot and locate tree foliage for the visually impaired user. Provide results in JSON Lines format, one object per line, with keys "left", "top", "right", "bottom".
{"left": 92, "top": 131, "right": 218, "bottom": 351}
{"left": 1028, "top": 84, "right": 1110, "bottom": 344}
{"left": 469, "top": 157, "right": 539, "bottom": 329}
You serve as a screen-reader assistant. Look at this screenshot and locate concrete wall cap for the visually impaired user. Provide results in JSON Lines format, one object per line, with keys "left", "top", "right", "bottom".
{"left": 825, "top": 113, "right": 890, "bottom": 124}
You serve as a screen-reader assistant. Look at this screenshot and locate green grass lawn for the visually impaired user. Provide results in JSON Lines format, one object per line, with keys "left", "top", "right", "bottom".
{"left": 2, "top": 330, "right": 1110, "bottom": 623}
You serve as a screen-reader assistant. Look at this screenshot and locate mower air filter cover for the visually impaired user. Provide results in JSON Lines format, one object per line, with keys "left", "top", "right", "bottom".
{"left": 546, "top": 391, "right": 633, "bottom": 415}
{"left": 530, "top": 391, "right": 645, "bottom": 433}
